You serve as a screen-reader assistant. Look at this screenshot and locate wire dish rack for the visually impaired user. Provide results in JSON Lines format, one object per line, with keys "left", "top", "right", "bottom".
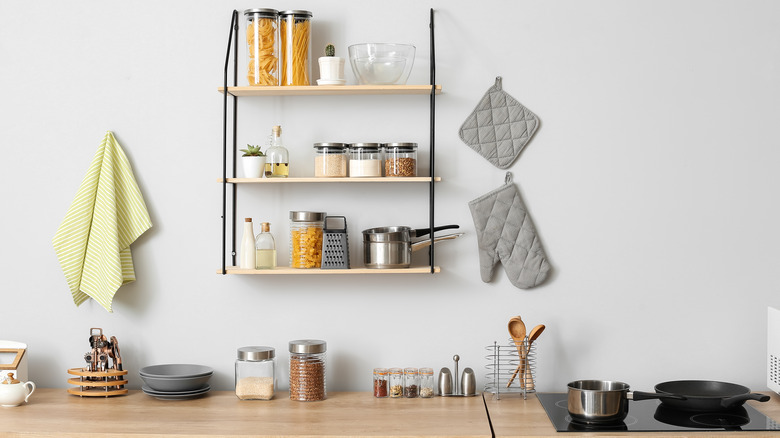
{"left": 484, "top": 338, "right": 538, "bottom": 399}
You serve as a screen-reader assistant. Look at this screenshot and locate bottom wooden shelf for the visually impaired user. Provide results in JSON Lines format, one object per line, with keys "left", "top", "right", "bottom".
{"left": 217, "top": 266, "right": 441, "bottom": 275}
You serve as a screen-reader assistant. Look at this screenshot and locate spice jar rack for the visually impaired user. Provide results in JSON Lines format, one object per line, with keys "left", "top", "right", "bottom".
{"left": 483, "top": 339, "right": 538, "bottom": 400}
{"left": 217, "top": 9, "right": 442, "bottom": 276}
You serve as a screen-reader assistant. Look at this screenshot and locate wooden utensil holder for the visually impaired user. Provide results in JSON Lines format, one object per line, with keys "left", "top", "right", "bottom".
{"left": 66, "top": 368, "right": 128, "bottom": 397}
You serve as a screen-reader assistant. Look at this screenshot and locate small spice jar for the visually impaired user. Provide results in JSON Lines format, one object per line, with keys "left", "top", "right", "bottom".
{"left": 313, "top": 143, "right": 348, "bottom": 177}
{"left": 384, "top": 143, "right": 418, "bottom": 177}
{"left": 404, "top": 367, "right": 419, "bottom": 398}
{"left": 388, "top": 368, "right": 403, "bottom": 398}
{"left": 289, "top": 211, "right": 325, "bottom": 268}
{"left": 235, "top": 346, "right": 275, "bottom": 400}
{"left": 348, "top": 143, "right": 383, "bottom": 177}
{"left": 289, "top": 339, "right": 326, "bottom": 401}
{"left": 419, "top": 367, "right": 434, "bottom": 398}
{"left": 373, "top": 368, "right": 388, "bottom": 398}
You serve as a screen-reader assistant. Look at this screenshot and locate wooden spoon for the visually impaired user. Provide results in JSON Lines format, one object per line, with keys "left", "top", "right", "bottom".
{"left": 523, "top": 324, "right": 545, "bottom": 390}
{"left": 506, "top": 317, "right": 526, "bottom": 387}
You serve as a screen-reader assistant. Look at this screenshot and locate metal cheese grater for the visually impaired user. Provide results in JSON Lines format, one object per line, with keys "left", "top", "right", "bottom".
{"left": 321, "top": 216, "right": 349, "bottom": 269}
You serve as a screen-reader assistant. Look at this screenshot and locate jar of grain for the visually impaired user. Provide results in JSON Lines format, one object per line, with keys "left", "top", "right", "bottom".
{"left": 384, "top": 143, "right": 417, "bottom": 177}
{"left": 373, "top": 368, "right": 388, "bottom": 398}
{"left": 388, "top": 367, "right": 403, "bottom": 398}
{"left": 235, "top": 346, "right": 275, "bottom": 400}
{"left": 419, "top": 367, "right": 434, "bottom": 398}
{"left": 289, "top": 211, "right": 325, "bottom": 268}
{"left": 289, "top": 339, "right": 326, "bottom": 401}
{"left": 313, "top": 143, "right": 348, "bottom": 177}
{"left": 404, "top": 367, "right": 419, "bottom": 398}
{"left": 348, "top": 143, "right": 382, "bottom": 177}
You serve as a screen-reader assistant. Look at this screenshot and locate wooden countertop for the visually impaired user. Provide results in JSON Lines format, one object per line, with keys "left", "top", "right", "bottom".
{"left": 0, "top": 389, "right": 491, "bottom": 437}
{"left": 484, "top": 391, "right": 780, "bottom": 437}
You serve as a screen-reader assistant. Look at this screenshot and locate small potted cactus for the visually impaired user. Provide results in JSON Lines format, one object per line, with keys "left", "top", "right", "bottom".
{"left": 240, "top": 144, "right": 266, "bottom": 178}
{"left": 317, "top": 43, "right": 345, "bottom": 84}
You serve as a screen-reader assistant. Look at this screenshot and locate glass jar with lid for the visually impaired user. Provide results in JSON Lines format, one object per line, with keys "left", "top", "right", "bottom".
{"left": 404, "top": 367, "right": 419, "bottom": 398}
{"left": 244, "top": 9, "right": 279, "bottom": 86}
{"left": 235, "top": 346, "right": 275, "bottom": 400}
{"left": 348, "top": 143, "right": 382, "bottom": 177}
{"left": 279, "top": 10, "right": 313, "bottom": 86}
{"left": 388, "top": 368, "right": 403, "bottom": 398}
{"left": 313, "top": 143, "right": 348, "bottom": 177}
{"left": 289, "top": 339, "right": 326, "bottom": 401}
{"left": 419, "top": 367, "right": 434, "bottom": 398}
{"left": 384, "top": 143, "right": 418, "bottom": 177}
{"left": 373, "top": 368, "right": 388, "bottom": 398}
{"left": 289, "top": 211, "right": 325, "bottom": 268}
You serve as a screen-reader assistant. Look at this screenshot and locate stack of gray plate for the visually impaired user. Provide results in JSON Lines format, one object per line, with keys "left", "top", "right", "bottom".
{"left": 139, "top": 364, "right": 213, "bottom": 400}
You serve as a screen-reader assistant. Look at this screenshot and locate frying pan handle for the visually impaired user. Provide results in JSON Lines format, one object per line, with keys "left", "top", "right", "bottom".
{"left": 631, "top": 391, "right": 686, "bottom": 401}
{"left": 720, "top": 393, "right": 771, "bottom": 408}
{"left": 413, "top": 224, "right": 459, "bottom": 237}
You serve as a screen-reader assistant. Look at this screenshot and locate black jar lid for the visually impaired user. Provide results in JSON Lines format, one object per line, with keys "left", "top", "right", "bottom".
{"left": 313, "top": 142, "right": 347, "bottom": 151}
{"left": 237, "top": 346, "right": 275, "bottom": 361}
{"left": 383, "top": 142, "right": 418, "bottom": 152}
{"left": 349, "top": 143, "right": 381, "bottom": 152}
{"left": 280, "top": 10, "right": 312, "bottom": 18}
{"left": 244, "top": 8, "right": 279, "bottom": 18}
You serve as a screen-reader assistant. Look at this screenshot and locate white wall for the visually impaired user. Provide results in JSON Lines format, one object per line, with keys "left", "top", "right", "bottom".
{"left": 2, "top": 0, "right": 779, "bottom": 393}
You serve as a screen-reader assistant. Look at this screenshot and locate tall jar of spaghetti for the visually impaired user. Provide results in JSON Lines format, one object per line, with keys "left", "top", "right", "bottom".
{"left": 280, "top": 10, "right": 312, "bottom": 86}
{"left": 244, "top": 9, "right": 279, "bottom": 86}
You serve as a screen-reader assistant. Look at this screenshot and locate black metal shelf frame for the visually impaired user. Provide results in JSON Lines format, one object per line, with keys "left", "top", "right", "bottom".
{"left": 221, "top": 8, "right": 437, "bottom": 274}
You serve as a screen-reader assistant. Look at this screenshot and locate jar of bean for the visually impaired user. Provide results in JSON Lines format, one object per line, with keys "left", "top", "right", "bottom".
{"left": 313, "top": 143, "right": 348, "bottom": 177}
{"left": 404, "top": 367, "right": 419, "bottom": 398}
{"left": 388, "top": 368, "right": 403, "bottom": 398}
{"left": 289, "top": 339, "right": 326, "bottom": 401}
{"left": 373, "top": 368, "right": 388, "bottom": 398}
{"left": 289, "top": 211, "right": 325, "bottom": 268}
{"left": 348, "top": 143, "right": 382, "bottom": 177}
{"left": 384, "top": 143, "right": 417, "bottom": 177}
{"left": 419, "top": 367, "right": 434, "bottom": 398}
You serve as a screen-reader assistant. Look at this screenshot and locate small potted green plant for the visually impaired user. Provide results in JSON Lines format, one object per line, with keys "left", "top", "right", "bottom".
{"left": 317, "top": 43, "right": 345, "bottom": 85}
{"left": 240, "top": 144, "right": 266, "bottom": 178}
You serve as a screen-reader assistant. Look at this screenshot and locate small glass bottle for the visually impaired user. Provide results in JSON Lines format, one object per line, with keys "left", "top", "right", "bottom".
{"left": 373, "top": 368, "right": 388, "bottom": 398}
{"left": 289, "top": 339, "right": 326, "bottom": 401}
{"left": 255, "top": 222, "right": 276, "bottom": 269}
{"left": 289, "top": 211, "right": 325, "bottom": 268}
{"left": 384, "top": 143, "right": 418, "bottom": 177}
{"left": 388, "top": 368, "right": 403, "bottom": 398}
{"left": 313, "top": 143, "right": 348, "bottom": 177}
{"left": 235, "top": 346, "right": 275, "bottom": 400}
{"left": 265, "top": 125, "right": 289, "bottom": 178}
{"left": 419, "top": 367, "right": 434, "bottom": 398}
{"left": 240, "top": 218, "right": 256, "bottom": 269}
{"left": 348, "top": 143, "right": 382, "bottom": 177}
{"left": 404, "top": 367, "right": 419, "bottom": 398}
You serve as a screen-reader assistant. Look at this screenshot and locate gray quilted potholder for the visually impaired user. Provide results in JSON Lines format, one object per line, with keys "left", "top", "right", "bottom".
{"left": 469, "top": 172, "right": 550, "bottom": 289}
{"left": 459, "top": 77, "right": 540, "bottom": 169}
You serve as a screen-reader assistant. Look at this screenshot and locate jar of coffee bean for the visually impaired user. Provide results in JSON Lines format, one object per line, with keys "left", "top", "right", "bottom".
{"left": 384, "top": 143, "right": 417, "bottom": 177}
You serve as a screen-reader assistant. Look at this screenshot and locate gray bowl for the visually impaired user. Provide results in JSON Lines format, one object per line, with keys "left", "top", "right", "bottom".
{"left": 139, "top": 364, "right": 213, "bottom": 378}
{"left": 139, "top": 373, "right": 212, "bottom": 392}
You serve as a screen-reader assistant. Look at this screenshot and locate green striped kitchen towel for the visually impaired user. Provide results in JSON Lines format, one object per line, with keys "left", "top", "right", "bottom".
{"left": 53, "top": 131, "right": 152, "bottom": 312}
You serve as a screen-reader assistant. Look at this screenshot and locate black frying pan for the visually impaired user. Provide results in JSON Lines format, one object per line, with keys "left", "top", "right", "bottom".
{"left": 654, "top": 380, "right": 770, "bottom": 412}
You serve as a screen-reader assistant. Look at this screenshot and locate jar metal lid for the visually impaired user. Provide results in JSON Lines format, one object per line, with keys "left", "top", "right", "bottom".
{"left": 289, "top": 211, "right": 326, "bottom": 222}
{"left": 237, "top": 346, "right": 275, "bottom": 361}
{"left": 384, "top": 142, "right": 418, "bottom": 152}
{"left": 280, "top": 10, "right": 312, "bottom": 17}
{"left": 349, "top": 143, "right": 381, "bottom": 152}
{"left": 244, "top": 8, "right": 279, "bottom": 17}
{"left": 313, "top": 143, "right": 347, "bottom": 150}
{"left": 289, "top": 339, "right": 327, "bottom": 354}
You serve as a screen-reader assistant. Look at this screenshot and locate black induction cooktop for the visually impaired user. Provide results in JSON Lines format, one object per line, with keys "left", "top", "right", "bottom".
{"left": 538, "top": 392, "right": 780, "bottom": 432}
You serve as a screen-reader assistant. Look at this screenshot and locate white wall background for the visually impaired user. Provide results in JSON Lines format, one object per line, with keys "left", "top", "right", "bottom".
{"left": 1, "top": 0, "right": 779, "bottom": 394}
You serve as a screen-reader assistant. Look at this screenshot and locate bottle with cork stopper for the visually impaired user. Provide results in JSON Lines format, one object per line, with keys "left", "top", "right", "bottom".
{"left": 265, "top": 125, "right": 289, "bottom": 178}
{"left": 255, "top": 222, "right": 276, "bottom": 269}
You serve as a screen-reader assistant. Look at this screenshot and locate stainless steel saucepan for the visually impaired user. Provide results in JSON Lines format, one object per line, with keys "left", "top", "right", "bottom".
{"left": 362, "top": 225, "right": 461, "bottom": 269}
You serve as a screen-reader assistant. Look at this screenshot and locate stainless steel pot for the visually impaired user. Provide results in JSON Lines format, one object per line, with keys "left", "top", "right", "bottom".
{"left": 567, "top": 380, "right": 682, "bottom": 425}
{"left": 362, "top": 225, "right": 461, "bottom": 269}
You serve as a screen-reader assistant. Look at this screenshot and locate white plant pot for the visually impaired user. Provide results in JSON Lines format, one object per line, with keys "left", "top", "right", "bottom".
{"left": 242, "top": 156, "right": 266, "bottom": 179}
{"left": 318, "top": 57, "right": 345, "bottom": 81}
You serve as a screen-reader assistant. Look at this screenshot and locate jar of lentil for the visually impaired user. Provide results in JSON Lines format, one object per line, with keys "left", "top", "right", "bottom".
{"left": 419, "top": 367, "right": 434, "bottom": 398}
{"left": 388, "top": 368, "right": 403, "bottom": 398}
{"left": 373, "top": 368, "right": 388, "bottom": 398}
{"left": 404, "top": 367, "right": 419, "bottom": 398}
{"left": 384, "top": 143, "right": 417, "bottom": 177}
{"left": 289, "top": 339, "right": 326, "bottom": 401}
{"left": 348, "top": 143, "right": 382, "bottom": 177}
{"left": 289, "top": 211, "right": 325, "bottom": 268}
{"left": 235, "top": 346, "right": 275, "bottom": 400}
{"left": 313, "top": 143, "right": 348, "bottom": 177}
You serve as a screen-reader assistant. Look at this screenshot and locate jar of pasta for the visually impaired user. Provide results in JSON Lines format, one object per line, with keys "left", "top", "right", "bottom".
{"left": 313, "top": 143, "right": 348, "bottom": 177}
{"left": 289, "top": 211, "right": 325, "bottom": 268}
{"left": 348, "top": 143, "right": 382, "bottom": 177}
{"left": 280, "top": 10, "right": 312, "bottom": 86}
{"left": 384, "top": 143, "right": 418, "bottom": 177}
{"left": 244, "top": 9, "right": 279, "bottom": 86}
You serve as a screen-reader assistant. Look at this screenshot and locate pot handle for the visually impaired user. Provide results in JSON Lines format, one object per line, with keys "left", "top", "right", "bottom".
{"left": 630, "top": 391, "right": 686, "bottom": 401}
{"left": 410, "top": 233, "right": 464, "bottom": 252}
{"left": 720, "top": 392, "right": 771, "bottom": 408}
{"left": 413, "top": 224, "right": 459, "bottom": 238}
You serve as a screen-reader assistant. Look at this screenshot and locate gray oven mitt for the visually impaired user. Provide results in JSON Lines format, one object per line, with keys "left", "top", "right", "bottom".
{"left": 458, "top": 76, "right": 540, "bottom": 169}
{"left": 469, "top": 173, "right": 550, "bottom": 289}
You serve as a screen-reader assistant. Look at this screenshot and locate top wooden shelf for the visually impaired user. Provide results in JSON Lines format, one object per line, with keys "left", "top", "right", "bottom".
{"left": 218, "top": 85, "right": 442, "bottom": 97}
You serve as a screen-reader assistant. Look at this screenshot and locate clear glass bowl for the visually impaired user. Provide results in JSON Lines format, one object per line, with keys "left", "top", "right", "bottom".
{"left": 348, "top": 43, "right": 416, "bottom": 85}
